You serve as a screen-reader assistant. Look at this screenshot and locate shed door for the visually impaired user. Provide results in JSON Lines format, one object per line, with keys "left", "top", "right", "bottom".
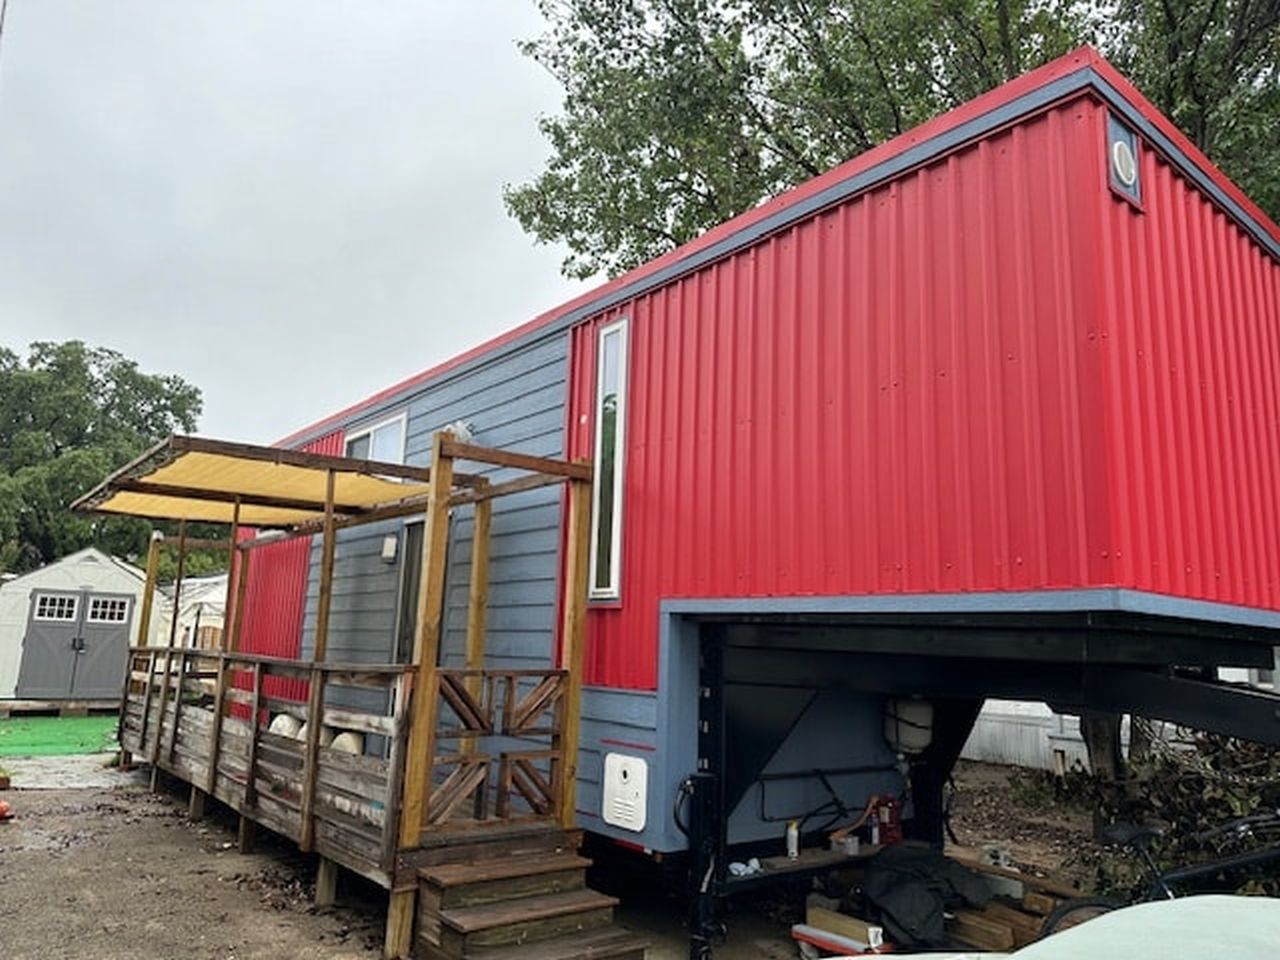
{"left": 16, "top": 591, "right": 82, "bottom": 698}
{"left": 71, "top": 593, "right": 134, "bottom": 698}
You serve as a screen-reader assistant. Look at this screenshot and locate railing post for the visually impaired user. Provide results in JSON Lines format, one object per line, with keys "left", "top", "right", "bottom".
{"left": 205, "top": 651, "right": 229, "bottom": 796}
{"left": 150, "top": 522, "right": 187, "bottom": 790}
{"left": 300, "top": 469, "right": 336, "bottom": 852}
{"left": 299, "top": 666, "right": 326, "bottom": 851}
{"left": 462, "top": 492, "right": 492, "bottom": 760}
{"left": 243, "top": 661, "right": 264, "bottom": 811}
{"left": 556, "top": 473, "right": 591, "bottom": 828}
{"left": 229, "top": 543, "right": 251, "bottom": 652}
{"left": 398, "top": 432, "right": 454, "bottom": 848}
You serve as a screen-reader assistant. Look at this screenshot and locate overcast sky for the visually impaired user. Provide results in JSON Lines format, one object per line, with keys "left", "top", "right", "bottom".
{"left": 0, "top": 1, "right": 588, "bottom": 443}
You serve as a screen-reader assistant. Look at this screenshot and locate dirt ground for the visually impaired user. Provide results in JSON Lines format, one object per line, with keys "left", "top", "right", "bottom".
{"left": 0, "top": 758, "right": 1094, "bottom": 960}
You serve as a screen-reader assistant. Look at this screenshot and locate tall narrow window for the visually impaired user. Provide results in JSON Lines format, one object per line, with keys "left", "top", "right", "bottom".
{"left": 589, "top": 319, "right": 628, "bottom": 598}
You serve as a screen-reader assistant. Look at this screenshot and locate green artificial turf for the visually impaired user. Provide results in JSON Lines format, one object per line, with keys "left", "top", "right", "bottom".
{"left": 0, "top": 715, "right": 117, "bottom": 757}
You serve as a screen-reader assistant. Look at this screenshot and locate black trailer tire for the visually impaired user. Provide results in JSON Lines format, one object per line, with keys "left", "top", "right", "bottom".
{"left": 1039, "top": 897, "right": 1123, "bottom": 937}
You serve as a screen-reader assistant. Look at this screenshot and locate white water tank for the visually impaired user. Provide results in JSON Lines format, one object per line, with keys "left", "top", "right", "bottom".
{"left": 884, "top": 698, "right": 934, "bottom": 754}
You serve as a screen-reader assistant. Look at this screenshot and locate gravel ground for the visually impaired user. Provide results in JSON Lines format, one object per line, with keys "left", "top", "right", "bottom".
{"left": 0, "top": 758, "right": 1093, "bottom": 959}
{"left": 0, "top": 777, "right": 384, "bottom": 960}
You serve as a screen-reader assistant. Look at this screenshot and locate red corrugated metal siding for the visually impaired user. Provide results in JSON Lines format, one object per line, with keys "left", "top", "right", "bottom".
{"left": 569, "top": 97, "right": 1112, "bottom": 690}
{"left": 232, "top": 429, "right": 344, "bottom": 705}
{"left": 1096, "top": 105, "right": 1280, "bottom": 610}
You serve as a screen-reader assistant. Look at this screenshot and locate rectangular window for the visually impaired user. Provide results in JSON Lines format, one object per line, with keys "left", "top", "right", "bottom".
{"left": 87, "top": 597, "right": 130, "bottom": 623}
{"left": 345, "top": 412, "right": 406, "bottom": 464}
{"left": 35, "top": 594, "right": 78, "bottom": 621}
{"left": 589, "top": 319, "right": 628, "bottom": 599}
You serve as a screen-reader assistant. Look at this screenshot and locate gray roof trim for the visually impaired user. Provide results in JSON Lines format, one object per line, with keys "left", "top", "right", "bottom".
{"left": 288, "top": 65, "right": 1278, "bottom": 449}
{"left": 1091, "top": 70, "right": 1280, "bottom": 261}
{"left": 660, "top": 588, "right": 1280, "bottom": 632}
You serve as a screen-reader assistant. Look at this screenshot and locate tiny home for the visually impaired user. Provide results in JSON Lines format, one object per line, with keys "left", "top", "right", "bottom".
{"left": 0, "top": 547, "right": 161, "bottom": 701}
{"left": 77, "top": 46, "right": 1280, "bottom": 959}
{"left": 249, "top": 41, "right": 1280, "bottom": 857}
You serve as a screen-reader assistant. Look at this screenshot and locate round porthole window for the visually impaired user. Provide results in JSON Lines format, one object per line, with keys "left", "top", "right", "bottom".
{"left": 1112, "top": 139, "right": 1137, "bottom": 188}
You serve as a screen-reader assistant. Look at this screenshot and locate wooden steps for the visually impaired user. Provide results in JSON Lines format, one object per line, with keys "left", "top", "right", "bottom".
{"left": 416, "top": 827, "right": 644, "bottom": 960}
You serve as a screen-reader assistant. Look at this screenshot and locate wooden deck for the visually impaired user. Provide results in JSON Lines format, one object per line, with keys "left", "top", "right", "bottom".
{"left": 95, "top": 431, "right": 596, "bottom": 959}
{"left": 120, "top": 646, "right": 578, "bottom": 893}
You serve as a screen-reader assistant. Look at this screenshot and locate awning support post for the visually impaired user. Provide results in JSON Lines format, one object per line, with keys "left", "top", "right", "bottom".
{"left": 301, "top": 470, "right": 337, "bottom": 852}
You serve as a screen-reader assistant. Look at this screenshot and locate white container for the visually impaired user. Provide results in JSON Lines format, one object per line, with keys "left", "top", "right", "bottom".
{"left": 884, "top": 698, "right": 935, "bottom": 754}
{"left": 786, "top": 820, "right": 800, "bottom": 860}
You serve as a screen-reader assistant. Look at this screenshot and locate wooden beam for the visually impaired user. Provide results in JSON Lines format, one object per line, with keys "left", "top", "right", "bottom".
{"left": 155, "top": 536, "right": 234, "bottom": 551}
{"left": 203, "top": 499, "right": 239, "bottom": 795}
{"left": 448, "top": 472, "right": 566, "bottom": 507}
{"left": 439, "top": 438, "right": 592, "bottom": 480}
{"left": 149, "top": 522, "right": 187, "bottom": 782}
{"left": 113, "top": 479, "right": 368, "bottom": 516}
{"left": 312, "top": 470, "right": 337, "bottom": 662}
{"left": 135, "top": 535, "right": 161, "bottom": 646}
{"left": 229, "top": 545, "right": 251, "bottom": 652}
{"left": 556, "top": 473, "right": 592, "bottom": 829}
{"left": 171, "top": 434, "right": 482, "bottom": 485}
{"left": 315, "top": 857, "right": 339, "bottom": 907}
{"left": 380, "top": 674, "right": 411, "bottom": 871}
{"left": 384, "top": 889, "right": 415, "bottom": 959}
{"left": 237, "top": 815, "right": 256, "bottom": 854}
{"left": 243, "top": 661, "right": 264, "bottom": 810}
{"left": 465, "top": 498, "right": 492, "bottom": 676}
{"left": 205, "top": 657, "right": 229, "bottom": 796}
{"left": 299, "top": 667, "right": 326, "bottom": 851}
{"left": 398, "top": 432, "right": 455, "bottom": 848}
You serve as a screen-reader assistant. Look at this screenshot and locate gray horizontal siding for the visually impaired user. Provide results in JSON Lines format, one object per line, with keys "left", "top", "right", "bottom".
{"left": 301, "top": 333, "right": 569, "bottom": 680}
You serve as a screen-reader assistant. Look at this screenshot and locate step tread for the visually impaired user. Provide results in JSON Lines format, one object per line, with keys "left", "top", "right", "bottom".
{"left": 419, "top": 822, "right": 576, "bottom": 850}
{"left": 464, "top": 927, "right": 647, "bottom": 960}
{"left": 421, "top": 853, "right": 592, "bottom": 888}
{"left": 441, "top": 889, "right": 620, "bottom": 934}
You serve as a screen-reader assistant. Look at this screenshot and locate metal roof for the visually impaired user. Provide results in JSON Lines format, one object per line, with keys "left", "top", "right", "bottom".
{"left": 71, "top": 434, "right": 452, "bottom": 528}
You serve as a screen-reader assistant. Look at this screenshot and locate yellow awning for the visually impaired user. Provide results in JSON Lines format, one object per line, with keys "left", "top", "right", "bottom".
{"left": 72, "top": 435, "right": 448, "bottom": 528}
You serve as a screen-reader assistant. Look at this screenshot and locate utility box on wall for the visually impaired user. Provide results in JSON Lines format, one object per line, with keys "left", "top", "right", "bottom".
{"left": 601, "top": 753, "right": 648, "bottom": 832}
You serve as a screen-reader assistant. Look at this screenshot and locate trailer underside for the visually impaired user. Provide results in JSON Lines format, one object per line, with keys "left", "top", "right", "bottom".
{"left": 678, "top": 603, "right": 1280, "bottom": 958}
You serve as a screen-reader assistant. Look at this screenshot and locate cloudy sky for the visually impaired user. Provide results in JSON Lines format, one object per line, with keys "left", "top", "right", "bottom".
{"left": 0, "top": 1, "right": 588, "bottom": 443}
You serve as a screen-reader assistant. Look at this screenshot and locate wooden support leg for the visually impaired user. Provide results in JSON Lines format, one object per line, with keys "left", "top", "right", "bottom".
{"left": 119, "top": 749, "right": 133, "bottom": 772}
{"left": 384, "top": 889, "right": 416, "bottom": 960}
{"left": 237, "top": 815, "right": 256, "bottom": 854}
{"left": 315, "top": 857, "right": 339, "bottom": 907}
{"left": 188, "top": 785, "right": 207, "bottom": 821}
{"left": 149, "top": 765, "right": 161, "bottom": 793}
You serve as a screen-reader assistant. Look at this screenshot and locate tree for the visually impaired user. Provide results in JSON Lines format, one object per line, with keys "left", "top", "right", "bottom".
{"left": 506, "top": 0, "right": 1280, "bottom": 280}
{"left": 0, "top": 341, "right": 208, "bottom": 576}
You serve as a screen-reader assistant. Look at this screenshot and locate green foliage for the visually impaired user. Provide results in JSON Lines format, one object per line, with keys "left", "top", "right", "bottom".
{"left": 508, "top": 0, "right": 1280, "bottom": 279}
{"left": 1051, "top": 730, "right": 1280, "bottom": 897}
{"left": 0, "top": 341, "right": 211, "bottom": 576}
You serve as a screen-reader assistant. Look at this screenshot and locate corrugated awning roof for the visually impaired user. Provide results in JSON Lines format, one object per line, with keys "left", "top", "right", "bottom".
{"left": 71, "top": 435, "right": 459, "bottom": 528}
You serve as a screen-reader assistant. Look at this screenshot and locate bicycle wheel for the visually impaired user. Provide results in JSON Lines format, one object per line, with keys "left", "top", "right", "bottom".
{"left": 1039, "top": 897, "right": 1123, "bottom": 937}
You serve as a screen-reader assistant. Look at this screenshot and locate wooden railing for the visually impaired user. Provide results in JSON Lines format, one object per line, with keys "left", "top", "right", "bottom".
{"left": 120, "top": 646, "right": 412, "bottom": 884}
{"left": 423, "top": 668, "right": 568, "bottom": 829}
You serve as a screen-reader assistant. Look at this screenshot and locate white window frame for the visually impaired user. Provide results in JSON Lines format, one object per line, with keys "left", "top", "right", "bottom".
{"left": 87, "top": 597, "right": 131, "bottom": 624}
{"left": 34, "top": 593, "right": 79, "bottom": 622}
{"left": 344, "top": 410, "right": 408, "bottom": 466}
{"left": 588, "top": 318, "right": 629, "bottom": 600}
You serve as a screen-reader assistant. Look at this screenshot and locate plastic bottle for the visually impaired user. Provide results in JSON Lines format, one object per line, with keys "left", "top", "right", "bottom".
{"left": 786, "top": 820, "right": 800, "bottom": 859}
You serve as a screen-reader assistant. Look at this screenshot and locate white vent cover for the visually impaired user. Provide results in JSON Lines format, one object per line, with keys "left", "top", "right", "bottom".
{"left": 601, "top": 752, "right": 647, "bottom": 832}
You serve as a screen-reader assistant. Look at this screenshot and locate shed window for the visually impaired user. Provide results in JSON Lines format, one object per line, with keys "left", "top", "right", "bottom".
{"left": 589, "top": 319, "right": 628, "bottom": 599}
{"left": 345, "top": 413, "right": 406, "bottom": 464}
{"left": 87, "top": 597, "right": 130, "bottom": 623}
{"left": 35, "top": 594, "right": 78, "bottom": 621}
